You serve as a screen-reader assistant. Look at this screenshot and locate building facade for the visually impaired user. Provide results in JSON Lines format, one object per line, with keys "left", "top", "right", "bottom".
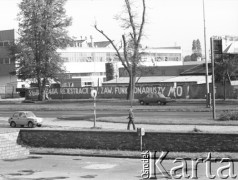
{"left": 0, "top": 29, "right": 18, "bottom": 98}
{"left": 57, "top": 47, "right": 116, "bottom": 87}
{"left": 57, "top": 42, "right": 183, "bottom": 87}
{"left": 0, "top": 31, "right": 196, "bottom": 97}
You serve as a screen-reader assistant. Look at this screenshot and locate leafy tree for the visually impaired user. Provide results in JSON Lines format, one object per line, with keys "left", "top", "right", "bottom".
{"left": 191, "top": 39, "right": 202, "bottom": 61}
{"left": 95, "top": 0, "right": 146, "bottom": 101}
{"left": 215, "top": 54, "right": 238, "bottom": 99}
{"left": 196, "top": 39, "right": 202, "bottom": 53}
{"left": 192, "top": 40, "right": 196, "bottom": 53}
{"left": 15, "top": 0, "right": 72, "bottom": 101}
{"left": 183, "top": 55, "right": 191, "bottom": 62}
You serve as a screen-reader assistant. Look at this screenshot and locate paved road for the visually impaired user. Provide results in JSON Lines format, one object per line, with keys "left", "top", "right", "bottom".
{"left": 0, "top": 110, "right": 213, "bottom": 120}
{"left": 0, "top": 155, "right": 142, "bottom": 180}
{"left": 0, "top": 154, "right": 237, "bottom": 180}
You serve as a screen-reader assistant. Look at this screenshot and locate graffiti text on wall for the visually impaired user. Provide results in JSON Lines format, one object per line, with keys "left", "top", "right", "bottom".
{"left": 100, "top": 86, "right": 183, "bottom": 97}
{"left": 28, "top": 86, "right": 185, "bottom": 98}
{"left": 28, "top": 87, "right": 89, "bottom": 96}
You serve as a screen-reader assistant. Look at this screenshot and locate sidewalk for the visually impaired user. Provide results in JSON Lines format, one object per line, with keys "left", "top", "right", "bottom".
{"left": 46, "top": 120, "right": 238, "bottom": 134}
{"left": 2, "top": 116, "right": 238, "bottom": 133}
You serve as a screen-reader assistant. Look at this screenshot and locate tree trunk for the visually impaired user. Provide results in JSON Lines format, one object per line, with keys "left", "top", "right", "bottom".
{"left": 127, "top": 75, "right": 136, "bottom": 102}
{"left": 38, "top": 86, "right": 45, "bottom": 101}
{"left": 223, "top": 77, "right": 226, "bottom": 100}
{"left": 37, "top": 79, "right": 46, "bottom": 101}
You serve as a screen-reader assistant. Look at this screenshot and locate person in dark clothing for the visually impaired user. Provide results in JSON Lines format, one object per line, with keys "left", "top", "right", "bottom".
{"left": 127, "top": 108, "right": 135, "bottom": 130}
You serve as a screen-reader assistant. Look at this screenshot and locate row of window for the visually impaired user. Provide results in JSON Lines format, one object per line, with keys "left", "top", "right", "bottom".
{"left": 0, "top": 58, "right": 13, "bottom": 64}
{"left": 71, "top": 72, "right": 105, "bottom": 78}
{"left": 141, "top": 56, "right": 181, "bottom": 62}
{"left": 62, "top": 57, "right": 108, "bottom": 62}
{"left": 60, "top": 52, "right": 118, "bottom": 63}
{"left": 60, "top": 52, "right": 181, "bottom": 63}
{"left": 0, "top": 41, "right": 12, "bottom": 47}
{"left": 62, "top": 56, "right": 181, "bottom": 63}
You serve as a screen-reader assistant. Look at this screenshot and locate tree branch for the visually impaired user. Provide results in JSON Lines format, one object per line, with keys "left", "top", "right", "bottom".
{"left": 125, "top": 0, "right": 137, "bottom": 45}
{"left": 137, "top": 0, "right": 146, "bottom": 44}
{"left": 94, "top": 25, "right": 129, "bottom": 71}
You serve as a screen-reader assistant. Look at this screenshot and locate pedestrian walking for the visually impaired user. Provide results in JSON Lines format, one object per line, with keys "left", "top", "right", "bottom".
{"left": 127, "top": 108, "right": 135, "bottom": 130}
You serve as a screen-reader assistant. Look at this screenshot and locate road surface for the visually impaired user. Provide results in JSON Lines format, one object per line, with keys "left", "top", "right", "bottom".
{"left": 0, "top": 154, "right": 237, "bottom": 180}
{"left": 0, "top": 110, "right": 213, "bottom": 120}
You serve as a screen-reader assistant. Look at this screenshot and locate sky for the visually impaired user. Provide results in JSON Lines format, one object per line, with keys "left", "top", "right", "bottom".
{"left": 1, "top": 0, "right": 238, "bottom": 55}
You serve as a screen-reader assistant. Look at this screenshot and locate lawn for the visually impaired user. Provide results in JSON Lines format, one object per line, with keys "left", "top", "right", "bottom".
{"left": 57, "top": 112, "right": 238, "bottom": 126}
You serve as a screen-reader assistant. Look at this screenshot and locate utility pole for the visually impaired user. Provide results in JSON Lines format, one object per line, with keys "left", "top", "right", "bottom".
{"left": 130, "top": 64, "right": 133, "bottom": 108}
{"left": 210, "top": 37, "right": 216, "bottom": 119}
{"left": 203, "top": 0, "right": 210, "bottom": 108}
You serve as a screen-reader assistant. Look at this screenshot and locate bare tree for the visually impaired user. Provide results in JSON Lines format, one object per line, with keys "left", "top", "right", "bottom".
{"left": 95, "top": 0, "right": 146, "bottom": 101}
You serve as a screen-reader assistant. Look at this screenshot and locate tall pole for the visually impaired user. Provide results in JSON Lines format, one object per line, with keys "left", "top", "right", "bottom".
{"left": 203, "top": 0, "right": 210, "bottom": 108}
{"left": 130, "top": 64, "right": 133, "bottom": 108}
{"left": 93, "top": 96, "right": 96, "bottom": 127}
{"left": 210, "top": 37, "right": 216, "bottom": 119}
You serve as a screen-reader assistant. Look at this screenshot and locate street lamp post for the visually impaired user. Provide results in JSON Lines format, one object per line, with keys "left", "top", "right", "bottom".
{"left": 210, "top": 37, "right": 216, "bottom": 119}
{"left": 130, "top": 64, "right": 133, "bottom": 108}
{"left": 203, "top": 0, "right": 210, "bottom": 108}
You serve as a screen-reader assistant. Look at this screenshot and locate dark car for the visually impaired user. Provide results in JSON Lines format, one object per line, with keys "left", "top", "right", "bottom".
{"left": 139, "top": 93, "right": 175, "bottom": 105}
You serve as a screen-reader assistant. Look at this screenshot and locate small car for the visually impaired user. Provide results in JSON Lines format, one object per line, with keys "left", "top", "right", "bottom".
{"left": 139, "top": 93, "right": 175, "bottom": 105}
{"left": 8, "top": 111, "right": 43, "bottom": 128}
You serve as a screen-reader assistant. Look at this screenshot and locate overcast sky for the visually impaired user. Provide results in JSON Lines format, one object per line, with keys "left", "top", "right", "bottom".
{"left": 1, "top": 0, "right": 238, "bottom": 55}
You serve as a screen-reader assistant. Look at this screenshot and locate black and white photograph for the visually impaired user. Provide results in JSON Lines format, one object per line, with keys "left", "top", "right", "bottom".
{"left": 0, "top": 0, "right": 238, "bottom": 179}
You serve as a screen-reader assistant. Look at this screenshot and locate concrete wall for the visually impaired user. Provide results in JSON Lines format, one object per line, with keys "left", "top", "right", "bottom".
{"left": 17, "top": 129, "right": 238, "bottom": 152}
{"left": 26, "top": 83, "right": 238, "bottom": 100}
{"left": 0, "top": 132, "right": 29, "bottom": 159}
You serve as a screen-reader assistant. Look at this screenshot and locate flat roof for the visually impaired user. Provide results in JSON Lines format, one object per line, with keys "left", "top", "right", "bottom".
{"left": 103, "top": 76, "right": 212, "bottom": 85}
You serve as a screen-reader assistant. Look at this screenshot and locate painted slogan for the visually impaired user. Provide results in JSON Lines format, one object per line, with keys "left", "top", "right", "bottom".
{"left": 26, "top": 83, "right": 238, "bottom": 100}
{"left": 26, "top": 85, "right": 193, "bottom": 100}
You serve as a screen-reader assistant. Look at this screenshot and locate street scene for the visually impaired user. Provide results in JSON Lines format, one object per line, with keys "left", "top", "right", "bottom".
{"left": 0, "top": 0, "right": 238, "bottom": 179}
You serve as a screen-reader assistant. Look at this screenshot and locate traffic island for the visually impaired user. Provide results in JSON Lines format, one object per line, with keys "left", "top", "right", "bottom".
{"left": 17, "top": 129, "right": 238, "bottom": 152}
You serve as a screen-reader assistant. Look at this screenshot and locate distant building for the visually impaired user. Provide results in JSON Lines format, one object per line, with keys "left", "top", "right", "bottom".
{"left": 140, "top": 46, "right": 182, "bottom": 66}
{"left": 70, "top": 36, "right": 112, "bottom": 48}
{"left": 57, "top": 42, "right": 183, "bottom": 87}
{"left": 0, "top": 31, "right": 201, "bottom": 95}
{"left": 57, "top": 47, "right": 116, "bottom": 87}
{"left": 0, "top": 29, "right": 18, "bottom": 98}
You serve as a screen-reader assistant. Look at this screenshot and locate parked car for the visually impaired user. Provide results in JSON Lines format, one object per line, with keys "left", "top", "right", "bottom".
{"left": 8, "top": 111, "right": 43, "bottom": 128}
{"left": 139, "top": 93, "right": 175, "bottom": 105}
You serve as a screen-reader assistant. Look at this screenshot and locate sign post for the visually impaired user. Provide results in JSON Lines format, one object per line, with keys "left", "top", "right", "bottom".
{"left": 137, "top": 128, "right": 145, "bottom": 151}
{"left": 90, "top": 89, "right": 97, "bottom": 128}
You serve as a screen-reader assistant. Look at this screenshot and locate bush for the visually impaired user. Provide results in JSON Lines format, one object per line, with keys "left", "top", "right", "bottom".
{"left": 218, "top": 111, "right": 238, "bottom": 121}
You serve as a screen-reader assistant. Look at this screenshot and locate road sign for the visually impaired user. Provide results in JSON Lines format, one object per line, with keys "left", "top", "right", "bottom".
{"left": 90, "top": 90, "right": 97, "bottom": 98}
{"left": 222, "top": 36, "right": 238, "bottom": 54}
{"left": 212, "top": 36, "right": 238, "bottom": 55}
{"left": 90, "top": 89, "right": 97, "bottom": 128}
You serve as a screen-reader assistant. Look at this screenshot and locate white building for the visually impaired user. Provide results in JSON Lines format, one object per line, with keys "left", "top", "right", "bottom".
{"left": 140, "top": 47, "right": 182, "bottom": 66}
{"left": 57, "top": 41, "right": 183, "bottom": 87}
{"left": 57, "top": 47, "right": 117, "bottom": 87}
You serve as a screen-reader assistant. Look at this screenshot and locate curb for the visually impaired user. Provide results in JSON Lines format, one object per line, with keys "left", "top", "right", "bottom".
{"left": 30, "top": 151, "right": 238, "bottom": 161}
{"left": 30, "top": 152, "right": 141, "bottom": 159}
